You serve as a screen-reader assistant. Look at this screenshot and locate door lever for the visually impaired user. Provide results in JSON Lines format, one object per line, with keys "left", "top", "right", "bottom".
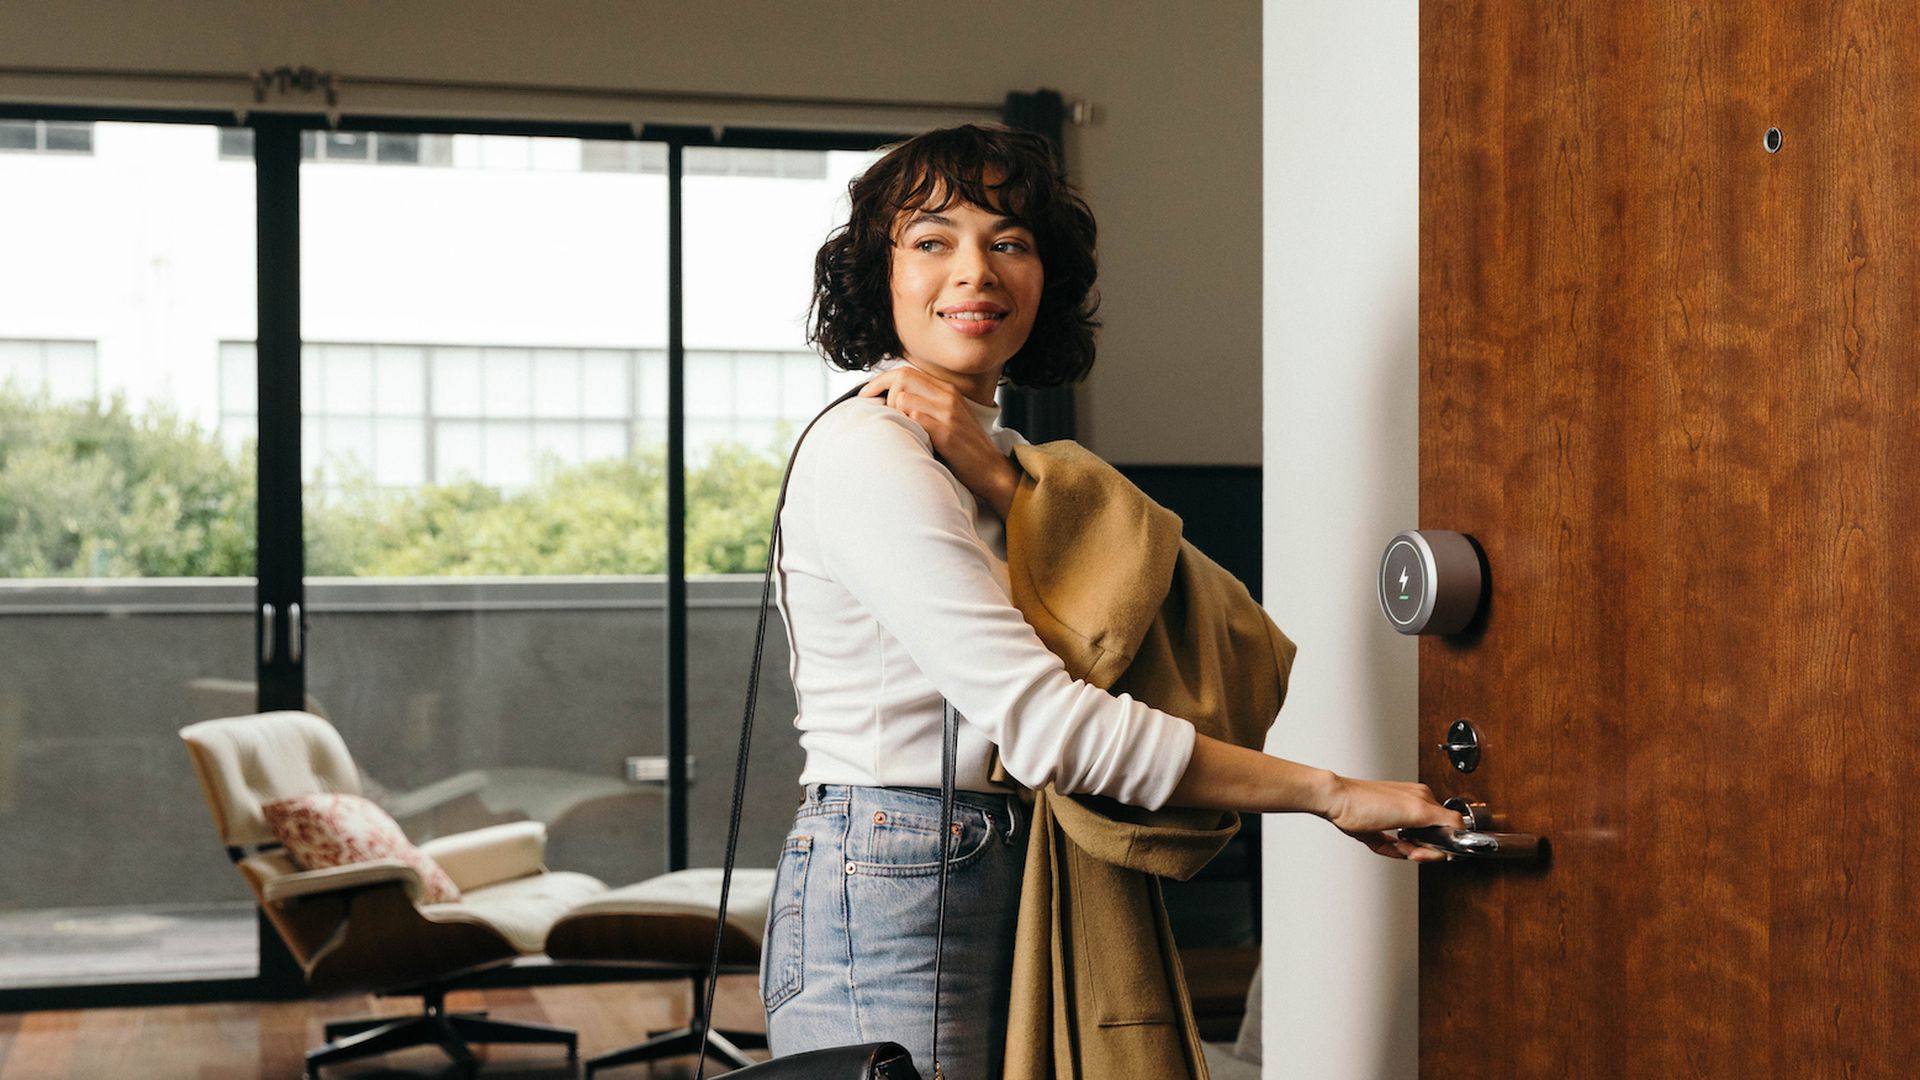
{"left": 1399, "top": 797, "right": 1544, "bottom": 860}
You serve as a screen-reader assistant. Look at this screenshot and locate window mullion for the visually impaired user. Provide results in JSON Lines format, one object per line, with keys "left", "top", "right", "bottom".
{"left": 664, "top": 138, "right": 689, "bottom": 872}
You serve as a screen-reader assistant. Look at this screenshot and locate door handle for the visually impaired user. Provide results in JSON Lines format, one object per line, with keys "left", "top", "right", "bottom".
{"left": 260, "top": 602, "right": 276, "bottom": 664}
{"left": 1399, "top": 797, "right": 1544, "bottom": 860}
{"left": 288, "top": 601, "right": 303, "bottom": 664}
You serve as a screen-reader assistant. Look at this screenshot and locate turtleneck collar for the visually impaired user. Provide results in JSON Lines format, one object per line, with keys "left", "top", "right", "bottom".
{"left": 960, "top": 390, "right": 1004, "bottom": 433}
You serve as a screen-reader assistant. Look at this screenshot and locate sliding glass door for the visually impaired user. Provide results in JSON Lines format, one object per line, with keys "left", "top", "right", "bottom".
{"left": 0, "top": 119, "right": 261, "bottom": 990}
{"left": 680, "top": 145, "right": 883, "bottom": 868}
{"left": 289, "top": 127, "right": 671, "bottom": 886}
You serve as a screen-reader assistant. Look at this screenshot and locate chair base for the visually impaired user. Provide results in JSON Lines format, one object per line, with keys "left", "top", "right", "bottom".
{"left": 585, "top": 1023, "right": 766, "bottom": 1075}
{"left": 305, "top": 988, "right": 576, "bottom": 1078}
{"left": 585, "top": 973, "right": 767, "bottom": 1076}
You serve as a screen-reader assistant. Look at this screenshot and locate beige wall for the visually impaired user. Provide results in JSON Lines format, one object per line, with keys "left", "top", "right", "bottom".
{"left": 0, "top": 0, "right": 1260, "bottom": 465}
{"left": 1264, "top": 1, "right": 1419, "bottom": 1075}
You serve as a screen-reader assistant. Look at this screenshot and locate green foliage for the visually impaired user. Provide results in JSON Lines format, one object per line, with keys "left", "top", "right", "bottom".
{"left": 0, "top": 388, "right": 255, "bottom": 577}
{"left": 0, "top": 388, "right": 788, "bottom": 579}
{"left": 685, "top": 437, "right": 787, "bottom": 576}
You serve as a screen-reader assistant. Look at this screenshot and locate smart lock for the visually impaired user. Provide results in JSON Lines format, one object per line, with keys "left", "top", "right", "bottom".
{"left": 1379, "top": 529, "right": 1483, "bottom": 635}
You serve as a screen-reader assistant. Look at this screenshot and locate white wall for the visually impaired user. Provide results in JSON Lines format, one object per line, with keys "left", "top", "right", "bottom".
{"left": 0, "top": 0, "right": 1262, "bottom": 466}
{"left": 1263, "top": 2, "right": 1420, "bottom": 1077}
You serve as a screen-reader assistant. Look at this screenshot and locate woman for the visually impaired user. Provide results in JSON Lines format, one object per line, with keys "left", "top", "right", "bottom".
{"left": 763, "top": 123, "right": 1458, "bottom": 1076}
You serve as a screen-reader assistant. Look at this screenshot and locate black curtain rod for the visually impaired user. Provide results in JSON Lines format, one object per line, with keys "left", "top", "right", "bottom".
{"left": 0, "top": 63, "right": 1002, "bottom": 116}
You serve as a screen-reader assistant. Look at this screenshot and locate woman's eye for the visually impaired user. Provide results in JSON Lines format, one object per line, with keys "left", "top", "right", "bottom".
{"left": 914, "top": 238, "right": 946, "bottom": 252}
{"left": 993, "top": 240, "right": 1032, "bottom": 254}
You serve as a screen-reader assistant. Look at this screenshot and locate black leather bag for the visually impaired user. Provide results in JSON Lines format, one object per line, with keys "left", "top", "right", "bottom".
{"left": 692, "top": 384, "right": 957, "bottom": 1080}
{"left": 741, "top": 1043, "right": 921, "bottom": 1079}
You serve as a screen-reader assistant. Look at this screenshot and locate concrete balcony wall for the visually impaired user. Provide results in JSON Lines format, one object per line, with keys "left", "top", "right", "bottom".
{"left": 0, "top": 576, "right": 805, "bottom": 913}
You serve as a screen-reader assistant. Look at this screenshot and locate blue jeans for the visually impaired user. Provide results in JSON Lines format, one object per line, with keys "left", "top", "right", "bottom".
{"left": 762, "top": 783, "right": 1029, "bottom": 1080}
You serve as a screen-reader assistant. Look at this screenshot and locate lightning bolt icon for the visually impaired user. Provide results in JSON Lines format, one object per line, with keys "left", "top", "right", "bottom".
{"left": 1398, "top": 567, "right": 1409, "bottom": 592}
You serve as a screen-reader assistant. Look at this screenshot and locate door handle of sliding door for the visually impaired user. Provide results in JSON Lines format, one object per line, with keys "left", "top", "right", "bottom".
{"left": 260, "top": 602, "right": 276, "bottom": 664}
{"left": 1399, "top": 797, "right": 1545, "bottom": 860}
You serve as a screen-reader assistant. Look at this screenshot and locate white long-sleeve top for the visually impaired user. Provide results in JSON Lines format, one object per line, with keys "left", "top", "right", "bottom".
{"left": 771, "top": 375, "right": 1198, "bottom": 810}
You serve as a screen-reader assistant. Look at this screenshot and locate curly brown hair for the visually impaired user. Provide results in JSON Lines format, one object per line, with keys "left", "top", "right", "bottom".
{"left": 807, "top": 123, "right": 1100, "bottom": 389}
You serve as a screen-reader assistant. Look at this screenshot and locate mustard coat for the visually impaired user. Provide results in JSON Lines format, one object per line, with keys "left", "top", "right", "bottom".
{"left": 997, "top": 440, "right": 1297, "bottom": 1080}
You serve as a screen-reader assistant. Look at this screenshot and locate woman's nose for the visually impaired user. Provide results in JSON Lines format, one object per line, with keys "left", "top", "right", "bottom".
{"left": 953, "top": 243, "right": 998, "bottom": 288}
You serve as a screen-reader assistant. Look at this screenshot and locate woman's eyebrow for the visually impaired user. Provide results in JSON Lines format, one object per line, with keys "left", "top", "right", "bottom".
{"left": 902, "top": 211, "right": 1028, "bottom": 231}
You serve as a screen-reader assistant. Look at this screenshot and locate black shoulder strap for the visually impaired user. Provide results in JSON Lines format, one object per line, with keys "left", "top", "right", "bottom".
{"left": 696, "top": 380, "right": 960, "bottom": 1079}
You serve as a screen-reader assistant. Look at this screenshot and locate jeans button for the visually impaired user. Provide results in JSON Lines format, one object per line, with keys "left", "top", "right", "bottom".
{"left": 845, "top": 861, "right": 857, "bottom": 875}
{"left": 873, "top": 811, "right": 887, "bottom": 824}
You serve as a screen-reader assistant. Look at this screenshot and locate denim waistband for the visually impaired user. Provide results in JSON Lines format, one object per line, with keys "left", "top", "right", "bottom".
{"left": 803, "top": 783, "right": 1027, "bottom": 843}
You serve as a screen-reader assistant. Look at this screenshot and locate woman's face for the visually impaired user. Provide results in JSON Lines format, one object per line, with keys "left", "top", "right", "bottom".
{"left": 888, "top": 199, "right": 1043, "bottom": 401}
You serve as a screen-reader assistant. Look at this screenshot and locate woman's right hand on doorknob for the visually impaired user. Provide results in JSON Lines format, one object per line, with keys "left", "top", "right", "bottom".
{"left": 1321, "top": 774, "right": 1464, "bottom": 862}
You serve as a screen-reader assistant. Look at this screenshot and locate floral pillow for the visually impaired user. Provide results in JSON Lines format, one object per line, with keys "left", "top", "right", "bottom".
{"left": 261, "top": 792, "right": 461, "bottom": 904}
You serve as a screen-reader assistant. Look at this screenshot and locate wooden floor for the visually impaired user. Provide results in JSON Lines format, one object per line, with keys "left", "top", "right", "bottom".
{"left": 0, "top": 975, "right": 766, "bottom": 1080}
{"left": 0, "top": 949, "right": 1257, "bottom": 1078}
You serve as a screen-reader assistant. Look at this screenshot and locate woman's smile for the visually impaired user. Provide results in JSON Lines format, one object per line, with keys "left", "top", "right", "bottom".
{"left": 937, "top": 301, "right": 1011, "bottom": 336}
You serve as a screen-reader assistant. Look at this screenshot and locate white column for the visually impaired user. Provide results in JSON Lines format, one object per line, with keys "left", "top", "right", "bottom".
{"left": 1262, "top": 2, "right": 1420, "bottom": 1077}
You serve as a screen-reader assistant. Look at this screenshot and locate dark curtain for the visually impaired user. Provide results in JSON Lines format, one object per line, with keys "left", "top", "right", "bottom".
{"left": 1000, "top": 89, "right": 1078, "bottom": 443}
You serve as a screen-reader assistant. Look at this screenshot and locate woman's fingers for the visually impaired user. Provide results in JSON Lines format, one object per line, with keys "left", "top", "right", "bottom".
{"left": 861, "top": 371, "right": 932, "bottom": 416}
{"left": 1399, "top": 781, "right": 1462, "bottom": 829}
{"left": 879, "top": 387, "right": 931, "bottom": 424}
{"left": 1357, "top": 831, "right": 1409, "bottom": 860}
{"left": 1361, "top": 831, "right": 1401, "bottom": 858}
{"left": 1407, "top": 782, "right": 1466, "bottom": 829}
{"left": 856, "top": 371, "right": 910, "bottom": 412}
{"left": 859, "top": 366, "right": 939, "bottom": 399}
{"left": 1353, "top": 829, "right": 1452, "bottom": 863}
{"left": 872, "top": 386, "right": 963, "bottom": 443}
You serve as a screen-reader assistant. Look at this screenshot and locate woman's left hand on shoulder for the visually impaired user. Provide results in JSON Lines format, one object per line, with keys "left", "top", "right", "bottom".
{"left": 860, "top": 368, "right": 1022, "bottom": 519}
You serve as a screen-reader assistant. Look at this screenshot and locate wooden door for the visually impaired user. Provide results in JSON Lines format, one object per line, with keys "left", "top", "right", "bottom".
{"left": 1419, "top": 3, "right": 1920, "bottom": 1076}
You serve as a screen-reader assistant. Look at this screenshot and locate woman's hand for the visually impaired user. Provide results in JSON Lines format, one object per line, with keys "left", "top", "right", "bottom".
{"left": 1165, "top": 736, "right": 1464, "bottom": 863}
{"left": 859, "top": 367, "right": 1023, "bottom": 518}
{"left": 1321, "top": 775, "right": 1465, "bottom": 862}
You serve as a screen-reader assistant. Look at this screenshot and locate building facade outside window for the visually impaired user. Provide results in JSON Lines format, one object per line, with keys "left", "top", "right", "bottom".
{"left": 0, "top": 119, "right": 93, "bottom": 154}
{"left": 0, "top": 338, "right": 97, "bottom": 403}
{"left": 219, "top": 341, "right": 845, "bottom": 492}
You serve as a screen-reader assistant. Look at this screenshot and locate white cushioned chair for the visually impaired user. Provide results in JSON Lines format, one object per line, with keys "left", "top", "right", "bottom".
{"left": 180, "top": 710, "right": 607, "bottom": 1077}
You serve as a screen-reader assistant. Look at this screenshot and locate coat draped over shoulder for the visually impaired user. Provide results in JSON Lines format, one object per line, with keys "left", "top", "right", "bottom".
{"left": 999, "top": 440, "right": 1296, "bottom": 1080}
